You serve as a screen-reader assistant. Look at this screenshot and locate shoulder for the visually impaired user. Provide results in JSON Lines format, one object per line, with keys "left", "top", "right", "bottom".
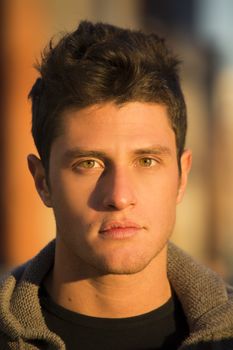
{"left": 0, "top": 260, "right": 31, "bottom": 291}
{"left": 168, "top": 242, "right": 233, "bottom": 347}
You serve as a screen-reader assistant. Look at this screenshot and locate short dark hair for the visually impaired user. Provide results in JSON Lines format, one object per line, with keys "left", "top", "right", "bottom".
{"left": 29, "top": 20, "right": 187, "bottom": 174}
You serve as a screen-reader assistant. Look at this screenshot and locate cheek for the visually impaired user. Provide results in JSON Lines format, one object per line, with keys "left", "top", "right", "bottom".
{"left": 51, "top": 170, "right": 93, "bottom": 204}
{"left": 143, "top": 172, "right": 179, "bottom": 225}
{"left": 143, "top": 167, "right": 179, "bottom": 201}
{"left": 50, "top": 172, "right": 96, "bottom": 225}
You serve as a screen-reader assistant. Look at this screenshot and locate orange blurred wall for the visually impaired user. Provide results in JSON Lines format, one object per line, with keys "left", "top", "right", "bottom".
{"left": 3, "top": 0, "right": 55, "bottom": 266}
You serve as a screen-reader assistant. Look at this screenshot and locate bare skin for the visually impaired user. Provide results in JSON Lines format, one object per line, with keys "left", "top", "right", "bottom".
{"left": 43, "top": 240, "right": 170, "bottom": 318}
{"left": 28, "top": 102, "right": 192, "bottom": 318}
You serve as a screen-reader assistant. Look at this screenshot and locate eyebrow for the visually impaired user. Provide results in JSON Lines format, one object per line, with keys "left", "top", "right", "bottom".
{"left": 63, "top": 149, "right": 109, "bottom": 162}
{"left": 62, "top": 145, "right": 172, "bottom": 163}
{"left": 134, "top": 146, "right": 172, "bottom": 156}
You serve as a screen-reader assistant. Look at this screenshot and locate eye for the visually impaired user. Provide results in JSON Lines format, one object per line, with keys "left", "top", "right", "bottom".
{"left": 138, "top": 157, "right": 158, "bottom": 167}
{"left": 75, "top": 159, "right": 103, "bottom": 169}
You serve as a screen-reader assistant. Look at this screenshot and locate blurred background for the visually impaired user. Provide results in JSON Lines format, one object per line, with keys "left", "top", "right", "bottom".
{"left": 1, "top": 0, "right": 233, "bottom": 283}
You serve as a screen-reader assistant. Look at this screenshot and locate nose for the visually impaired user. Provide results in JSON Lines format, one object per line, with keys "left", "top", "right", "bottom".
{"left": 102, "top": 167, "right": 137, "bottom": 211}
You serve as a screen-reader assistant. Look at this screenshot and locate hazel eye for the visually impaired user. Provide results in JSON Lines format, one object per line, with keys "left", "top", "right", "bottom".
{"left": 138, "top": 158, "right": 157, "bottom": 167}
{"left": 77, "top": 160, "right": 102, "bottom": 169}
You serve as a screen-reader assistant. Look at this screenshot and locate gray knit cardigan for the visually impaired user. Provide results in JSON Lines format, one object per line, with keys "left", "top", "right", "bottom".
{"left": 0, "top": 240, "right": 232, "bottom": 349}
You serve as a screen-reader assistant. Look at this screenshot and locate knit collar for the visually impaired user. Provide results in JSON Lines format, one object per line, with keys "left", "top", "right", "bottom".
{"left": 167, "top": 243, "right": 233, "bottom": 346}
{"left": 0, "top": 239, "right": 232, "bottom": 348}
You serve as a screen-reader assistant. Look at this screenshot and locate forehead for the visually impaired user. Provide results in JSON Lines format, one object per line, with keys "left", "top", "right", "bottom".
{"left": 54, "top": 102, "right": 176, "bottom": 154}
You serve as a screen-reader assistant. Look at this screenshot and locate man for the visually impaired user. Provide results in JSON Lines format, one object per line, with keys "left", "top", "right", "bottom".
{"left": 0, "top": 21, "right": 232, "bottom": 350}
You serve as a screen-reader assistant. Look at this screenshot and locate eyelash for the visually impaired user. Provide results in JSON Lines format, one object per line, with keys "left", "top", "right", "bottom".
{"left": 137, "top": 158, "right": 158, "bottom": 167}
{"left": 73, "top": 157, "right": 159, "bottom": 171}
{"left": 74, "top": 159, "right": 103, "bottom": 169}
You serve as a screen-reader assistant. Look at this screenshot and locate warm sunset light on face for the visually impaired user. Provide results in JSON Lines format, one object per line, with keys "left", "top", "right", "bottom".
{"left": 47, "top": 102, "right": 191, "bottom": 275}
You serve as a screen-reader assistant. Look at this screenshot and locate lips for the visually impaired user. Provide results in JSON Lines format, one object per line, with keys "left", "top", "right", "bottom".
{"left": 99, "top": 220, "right": 142, "bottom": 240}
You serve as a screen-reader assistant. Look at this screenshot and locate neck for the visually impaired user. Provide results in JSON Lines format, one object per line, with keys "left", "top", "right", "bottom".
{"left": 44, "top": 242, "right": 171, "bottom": 318}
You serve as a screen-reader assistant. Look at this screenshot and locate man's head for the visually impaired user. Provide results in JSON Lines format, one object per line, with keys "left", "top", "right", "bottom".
{"left": 27, "top": 21, "right": 191, "bottom": 276}
{"left": 28, "top": 21, "right": 187, "bottom": 175}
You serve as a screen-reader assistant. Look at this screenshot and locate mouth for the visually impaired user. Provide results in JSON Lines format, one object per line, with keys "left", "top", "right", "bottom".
{"left": 99, "top": 221, "right": 143, "bottom": 240}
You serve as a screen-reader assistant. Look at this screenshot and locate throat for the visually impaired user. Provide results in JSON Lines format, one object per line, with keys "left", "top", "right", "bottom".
{"left": 43, "top": 268, "right": 172, "bottom": 318}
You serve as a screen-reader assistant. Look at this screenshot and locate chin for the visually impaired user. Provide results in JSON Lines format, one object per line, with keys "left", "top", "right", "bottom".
{"left": 90, "top": 249, "right": 160, "bottom": 275}
{"left": 92, "top": 235, "right": 170, "bottom": 275}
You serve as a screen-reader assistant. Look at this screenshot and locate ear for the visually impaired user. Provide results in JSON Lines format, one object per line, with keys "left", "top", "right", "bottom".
{"left": 176, "top": 149, "right": 192, "bottom": 204}
{"left": 27, "top": 154, "right": 52, "bottom": 207}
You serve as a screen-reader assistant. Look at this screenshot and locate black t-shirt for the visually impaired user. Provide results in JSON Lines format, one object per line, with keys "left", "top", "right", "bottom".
{"left": 39, "top": 284, "right": 189, "bottom": 350}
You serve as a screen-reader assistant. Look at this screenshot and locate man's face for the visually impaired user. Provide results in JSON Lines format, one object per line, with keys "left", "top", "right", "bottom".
{"left": 31, "top": 102, "right": 191, "bottom": 275}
